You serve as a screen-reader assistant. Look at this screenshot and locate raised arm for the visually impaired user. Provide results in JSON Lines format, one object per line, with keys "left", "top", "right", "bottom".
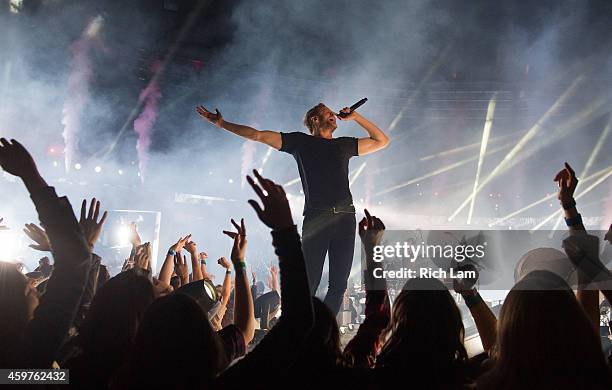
{"left": 453, "top": 265, "right": 497, "bottom": 354}
{"left": 158, "top": 234, "right": 191, "bottom": 285}
{"left": 555, "top": 162, "right": 599, "bottom": 327}
{"left": 0, "top": 138, "right": 91, "bottom": 368}
{"left": 337, "top": 108, "right": 389, "bottom": 155}
{"left": 218, "top": 257, "right": 233, "bottom": 305}
{"left": 185, "top": 239, "right": 203, "bottom": 282}
{"left": 218, "top": 170, "right": 313, "bottom": 385}
{"left": 222, "top": 218, "right": 256, "bottom": 344}
{"left": 344, "top": 209, "right": 390, "bottom": 368}
{"left": 196, "top": 106, "right": 281, "bottom": 149}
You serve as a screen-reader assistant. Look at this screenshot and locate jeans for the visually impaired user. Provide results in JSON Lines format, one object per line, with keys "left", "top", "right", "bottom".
{"left": 301, "top": 210, "right": 356, "bottom": 315}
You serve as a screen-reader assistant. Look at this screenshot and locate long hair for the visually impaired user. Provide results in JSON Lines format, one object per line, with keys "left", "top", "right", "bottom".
{"left": 478, "top": 270, "right": 612, "bottom": 390}
{"left": 115, "top": 293, "right": 224, "bottom": 389}
{"left": 0, "top": 262, "right": 29, "bottom": 366}
{"left": 376, "top": 278, "right": 468, "bottom": 383}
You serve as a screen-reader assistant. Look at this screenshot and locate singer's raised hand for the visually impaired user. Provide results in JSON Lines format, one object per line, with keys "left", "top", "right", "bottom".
{"left": 196, "top": 105, "right": 224, "bottom": 128}
{"left": 337, "top": 106, "right": 358, "bottom": 121}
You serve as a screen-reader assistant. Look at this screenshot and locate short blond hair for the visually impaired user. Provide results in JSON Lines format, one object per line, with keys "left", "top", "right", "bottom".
{"left": 303, "top": 103, "right": 327, "bottom": 134}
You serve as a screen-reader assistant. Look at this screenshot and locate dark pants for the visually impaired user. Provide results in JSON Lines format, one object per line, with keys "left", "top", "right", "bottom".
{"left": 302, "top": 210, "right": 356, "bottom": 315}
{"left": 254, "top": 290, "right": 281, "bottom": 329}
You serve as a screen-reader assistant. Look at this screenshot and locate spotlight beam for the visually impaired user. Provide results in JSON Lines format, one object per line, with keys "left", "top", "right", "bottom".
{"left": 257, "top": 147, "right": 274, "bottom": 174}
{"left": 488, "top": 166, "right": 611, "bottom": 227}
{"left": 373, "top": 142, "right": 511, "bottom": 196}
{"left": 467, "top": 94, "right": 497, "bottom": 224}
{"left": 349, "top": 162, "right": 367, "bottom": 187}
{"left": 419, "top": 130, "right": 520, "bottom": 162}
{"left": 447, "top": 76, "right": 585, "bottom": 222}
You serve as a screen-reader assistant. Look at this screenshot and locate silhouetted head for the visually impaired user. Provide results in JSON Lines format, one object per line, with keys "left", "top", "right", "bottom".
{"left": 76, "top": 270, "right": 154, "bottom": 369}
{"left": 121, "top": 293, "right": 224, "bottom": 388}
{"left": 304, "top": 103, "right": 337, "bottom": 135}
{"left": 479, "top": 270, "right": 612, "bottom": 389}
{"left": 295, "top": 297, "right": 342, "bottom": 369}
{"left": 0, "top": 261, "right": 39, "bottom": 366}
{"left": 377, "top": 278, "right": 467, "bottom": 380}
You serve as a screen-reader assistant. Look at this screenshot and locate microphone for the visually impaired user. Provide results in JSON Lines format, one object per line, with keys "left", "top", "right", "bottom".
{"left": 337, "top": 98, "right": 368, "bottom": 118}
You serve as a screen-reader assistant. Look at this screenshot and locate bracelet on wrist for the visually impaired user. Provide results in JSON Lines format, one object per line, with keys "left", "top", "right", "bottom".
{"left": 565, "top": 213, "right": 583, "bottom": 227}
{"left": 233, "top": 260, "right": 247, "bottom": 271}
{"left": 463, "top": 292, "right": 483, "bottom": 308}
{"left": 225, "top": 269, "right": 232, "bottom": 275}
{"left": 167, "top": 249, "right": 176, "bottom": 257}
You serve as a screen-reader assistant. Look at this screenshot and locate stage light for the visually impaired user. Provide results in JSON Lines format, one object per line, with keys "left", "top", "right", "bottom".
{"left": 94, "top": 166, "right": 102, "bottom": 173}
{"left": 118, "top": 169, "right": 123, "bottom": 175}
{"left": 448, "top": 76, "right": 586, "bottom": 222}
{"left": 74, "top": 163, "right": 82, "bottom": 170}
{"left": 52, "top": 161, "right": 59, "bottom": 167}
{"left": 467, "top": 94, "right": 496, "bottom": 225}
{"left": 488, "top": 166, "right": 611, "bottom": 227}
{"left": 116, "top": 224, "right": 131, "bottom": 246}
{"left": 228, "top": 179, "right": 234, "bottom": 184}
{"left": 9, "top": 0, "right": 22, "bottom": 14}
{"left": 0, "top": 231, "right": 17, "bottom": 260}
{"left": 85, "top": 15, "right": 104, "bottom": 38}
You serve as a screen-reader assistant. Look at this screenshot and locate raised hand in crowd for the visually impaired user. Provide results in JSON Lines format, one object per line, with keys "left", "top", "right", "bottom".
{"left": 218, "top": 256, "right": 231, "bottom": 270}
{"left": 158, "top": 234, "right": 191, "bottom": 284}
{"left": 217, "top": 257, "right": 233, "bottom": 304}
{"left": 267, "top": 263, "right": 279, "bottom": 292}
{"left": 359, "top": 208, "right": 385, "bottom": 249}
{"left": 133, "top": 242, "right": 151, "bottom": 271}
{"left": 0, "top": 138, "right": 46, "bottom": 191}
{"left": 23, "top": 223, "right": 51, "bottom": 252}
{"left": 174, "top": 252, "right": 190, "bottom": 286}
{"left": 246, "top": 169, "right": 294, "bottom": 230}
{"left": 223, "top": 218, "right": 248, "bottom": 263}
{"left": 554, "top": 162, "right": 584, "bottom": 232}
{"left": 223, "top": 218, "right": 256, "bottom": 344}
{"left": 185, "top": 238, "right": 204, "bottom": 282}
{"left": 79, "top": 198, "right": 108, "bottom": 251}
{"left": 0, "top": 217, "right": 9, "bottom": 231}
{"left": 554, "top": 162, "right": 578, "bottom": 204}
{"left": 128, "top": 222, "right": 141, "bottom": 247}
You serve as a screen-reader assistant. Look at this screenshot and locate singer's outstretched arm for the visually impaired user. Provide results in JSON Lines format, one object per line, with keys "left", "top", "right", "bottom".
{"left": 196, "top": 106, "right": 282, "bottom": 150}
{"left": 339, "top": 109, "right": 390, "bottom": 155}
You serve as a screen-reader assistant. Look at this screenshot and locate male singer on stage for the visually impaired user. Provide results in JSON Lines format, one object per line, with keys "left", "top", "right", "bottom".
{"left": 196, "top": 102, "right": 389, "bottom": 315}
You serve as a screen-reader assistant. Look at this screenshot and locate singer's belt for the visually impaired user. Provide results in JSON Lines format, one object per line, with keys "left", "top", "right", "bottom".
{"left": 305, "top": 205, "right": 356, "bottom": 214}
